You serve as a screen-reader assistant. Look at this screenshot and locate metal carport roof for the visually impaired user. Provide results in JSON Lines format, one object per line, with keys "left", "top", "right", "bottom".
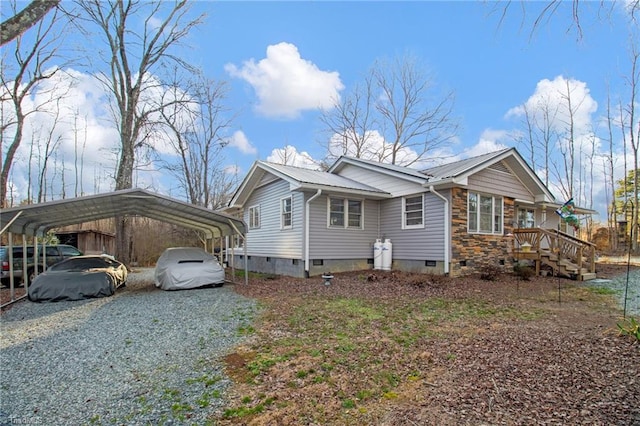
{"left": 0, "top": 188, "right": 246, "bottom": 238}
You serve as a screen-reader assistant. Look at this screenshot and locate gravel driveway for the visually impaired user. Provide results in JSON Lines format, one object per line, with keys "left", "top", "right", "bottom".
{"left": 0, "top": 268, "right": 258, "bottom": 425}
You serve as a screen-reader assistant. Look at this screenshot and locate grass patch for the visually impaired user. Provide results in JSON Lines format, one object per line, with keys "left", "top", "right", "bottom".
{"left": 586, "top": 286, "right": 618, "bottom": 295}
{"left": 220, "top": 288, "right": 542, "bottom": 423}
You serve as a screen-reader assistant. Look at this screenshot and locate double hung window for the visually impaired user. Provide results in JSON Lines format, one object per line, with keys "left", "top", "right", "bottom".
{"left": 468, "top": 192, "right": 503, "bottom": 234}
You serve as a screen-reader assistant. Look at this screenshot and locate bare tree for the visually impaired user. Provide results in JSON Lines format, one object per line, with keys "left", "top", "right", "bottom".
{"left": 320, "top": 74, "right": 380, "bottom": 162}
{"left": 0, "top": 2, "right": 65, "bottom": 207}
{"left": 34, "top": 102, "right": 63, "bottom": 203}
{"left": 491, "top": 1, "right": 638, "bottom": 41}
{"left": 76, "top": 0, "right": 204, "bottom": 263}
{"left": 160, "top": 74, "right": 236, "bottom": 210}
{"left": 513, "top": 97, "right": 559, "bottom": 187}
{"left": 321, "top": 53, "right": 458, "bottom": 167}
{"left": 603, "top": 91, "right": 618, "bottom": 249}
{"left": 622, "top": 43, "right": 639, "bottom": 250}
{"left": 0, "top": 0, "right": 60, "bottom": 46}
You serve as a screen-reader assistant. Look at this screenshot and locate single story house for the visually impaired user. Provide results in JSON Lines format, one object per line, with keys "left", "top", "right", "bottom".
{"left": 226, "top": 148, "right": 595, "bottom": 279}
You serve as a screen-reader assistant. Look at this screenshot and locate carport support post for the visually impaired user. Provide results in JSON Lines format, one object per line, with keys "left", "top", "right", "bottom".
{"left": 8, "top": 233, "right": 15, "bottom": 300}
{"left": 227, "top": 220, "right": 248, "bottom": 286}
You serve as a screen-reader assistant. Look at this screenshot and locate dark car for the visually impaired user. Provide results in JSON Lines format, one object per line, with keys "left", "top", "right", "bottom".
{"left": 28, "top": 254, "right": 128, "bottom": 302}
{"left": 154, "top": 247, "right": 225, "bottom": 290}
{"left": 0, "top": 244, "right": 83, "bottom": 286}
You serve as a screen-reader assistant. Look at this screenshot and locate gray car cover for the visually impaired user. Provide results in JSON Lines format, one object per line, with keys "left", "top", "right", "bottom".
{"left": 154, "top": 247, "right": 225, "bottom": 290}
{"left": 28, "top": 271, "right": 116, "bottom": 302}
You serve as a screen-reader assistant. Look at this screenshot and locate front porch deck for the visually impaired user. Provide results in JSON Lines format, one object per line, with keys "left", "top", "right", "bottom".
{"left": 511, "top": 228, "right": 597, "bottom": 281}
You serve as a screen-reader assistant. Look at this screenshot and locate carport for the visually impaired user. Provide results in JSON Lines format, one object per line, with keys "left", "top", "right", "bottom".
{"left": 0, "top": 188, "right": 248, "bottom": 306}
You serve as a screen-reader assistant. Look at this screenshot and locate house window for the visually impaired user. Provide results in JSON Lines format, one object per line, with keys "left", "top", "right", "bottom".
{"left": 468, "top": 192, "right": 503, "bottom": 234}
{"left": 403, "top": 194, "right": 424, "bottom": 229}
{"left": 328, "top": 198, "right": 362, "bottom": 229}
{"left": 281, "top": 197, "right": 292, "bottom": 228}
{"left": 248, "top": 205, "right": 260, "bottom": 229}
{"left": 348, "top": 200, "right": 362, "bottom": 228}
{"left": 517, "top": 208, "right": 535, "bottom": 228}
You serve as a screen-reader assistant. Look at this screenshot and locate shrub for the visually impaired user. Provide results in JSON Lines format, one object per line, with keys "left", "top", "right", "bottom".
{"left": 617, "top": 317, "right": 640, "bottom": 343}
{"left": 406, "top": 273, "right": 446, "bottom": 289}
{"left": 479, "top": 264, "right": 502, "bottom": 281}
{"left": 513, "top": 263, "right": 534, "bottom": 281}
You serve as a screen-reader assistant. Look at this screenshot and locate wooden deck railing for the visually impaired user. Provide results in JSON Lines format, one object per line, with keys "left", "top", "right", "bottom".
{"left": 511, "top": 228, "right": 596, "bottom": 274}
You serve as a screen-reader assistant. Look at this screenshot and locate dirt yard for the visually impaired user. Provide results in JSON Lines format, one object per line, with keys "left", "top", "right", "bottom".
{"left": 218, "top": 262, "right": 640, "bottom": 425}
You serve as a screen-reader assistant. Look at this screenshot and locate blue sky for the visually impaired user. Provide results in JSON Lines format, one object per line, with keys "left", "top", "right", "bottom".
{"left": 2, "top": 1, "right": 637, "bottom": 221}
{"left": 183, "top": 1, "right": 633, "bottom": 219}
{"left": 193, "top": 0, "right": 628, "bottom": 159}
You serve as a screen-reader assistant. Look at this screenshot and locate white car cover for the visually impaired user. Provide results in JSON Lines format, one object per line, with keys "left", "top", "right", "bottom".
{"left": 154, "top": 247, "right": 225, "bottom": 290}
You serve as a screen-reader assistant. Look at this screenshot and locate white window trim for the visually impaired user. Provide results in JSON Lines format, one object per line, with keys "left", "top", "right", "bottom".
{"left": 402, "top": 194, "right": 425, "bottom": 230}
{"left": 281, "top": 196, "right": 293, "bottom": 229}
{"left": 326, "top": 197, "right": 364, "bottom": 229}
{"left": 248, "top": 204, "right": 260, "bottom": 229}
{"left": 467, "top": 192, "right": 503, "bottom": 235}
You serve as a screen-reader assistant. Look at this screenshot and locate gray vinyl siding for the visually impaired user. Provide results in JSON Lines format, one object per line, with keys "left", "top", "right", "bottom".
{"left": 379, "top": 191, "right": 446, "bottom": 261}
{"left": 468, "top": 168, "right": 534, "bottom": 202}
{"left": 307, "top": 194, "right": 379, "bottom": 259}
{"left": 244, "top": 179, "right": 303, "bottom": 258}
{"left": 336, "top": 164, "right": 425, "bottom": 196}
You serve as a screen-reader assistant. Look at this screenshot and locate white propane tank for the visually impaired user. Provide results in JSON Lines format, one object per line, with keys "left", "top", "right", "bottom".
{"left": 381, "top": 239, "right": 392, "bottom": 271}
{"left": 373, "top": 239, "right": 383, "bottom": 270}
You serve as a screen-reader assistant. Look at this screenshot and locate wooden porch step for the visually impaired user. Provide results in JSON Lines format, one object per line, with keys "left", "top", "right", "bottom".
{"left": 579, "top": 272, "right": 597, "bottom": 281}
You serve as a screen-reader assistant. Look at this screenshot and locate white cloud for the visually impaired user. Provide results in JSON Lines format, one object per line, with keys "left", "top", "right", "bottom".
{"left": 501, "top": 75, "right": 616, "bottom": 219}
{"left": 266, "top": 145, "right": 319, "bottom": 169}
{"left": 225, "top": 130, "right": 257, "bottom": 155}
{"left": 464, "top": 129, "right": 510, "bottom": 158}
{"left": 505, "top": 75, "right": 597, "bottom": 136}
{"left": 225, "top": 42, "right": 344, "bottom": 119}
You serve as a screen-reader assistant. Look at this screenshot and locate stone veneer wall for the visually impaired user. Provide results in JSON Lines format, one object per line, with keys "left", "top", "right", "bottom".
{"left": 449, "top": 187, "right": 515, "bottom": 277}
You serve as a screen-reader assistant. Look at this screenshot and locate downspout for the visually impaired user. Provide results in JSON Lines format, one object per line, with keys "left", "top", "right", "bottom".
{"left": 429, "top": 186, "right": 450, "bottom": 275}
{"left": 305, "top": 189, "right": 323, "bottom": 277}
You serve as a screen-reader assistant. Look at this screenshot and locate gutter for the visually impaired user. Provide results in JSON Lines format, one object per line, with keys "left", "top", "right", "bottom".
{"left": 305, "top": 189, "right": 323, "bottom": 277}
{"left": 429, "top": 186, "right": 450, "bottom": 275}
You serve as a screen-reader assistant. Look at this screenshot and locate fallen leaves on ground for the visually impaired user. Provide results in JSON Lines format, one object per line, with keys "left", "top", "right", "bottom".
{"left": 215, "top": 263, "right": 640, "bottom": 426}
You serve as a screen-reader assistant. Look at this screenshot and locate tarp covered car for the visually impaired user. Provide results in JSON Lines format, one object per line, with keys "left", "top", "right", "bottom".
{"left": 28, "top": 255, "right": 128, "bottom": 302}
{"left": 155, "top": 247, "right": 225, "bottom": 290}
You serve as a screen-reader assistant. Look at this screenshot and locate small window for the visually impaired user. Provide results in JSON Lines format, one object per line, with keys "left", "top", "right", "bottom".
{"left": 328, "top": 198, "right": 362, "bottom": 229}
{"left": 347, "top": 200, "right": 362, "bottom": 228}
{"left": 403, "top": 194, "right": 424, "bottom": 229}
{"left": 248, "top": 205, "right": 260, "bottom": 229}
{"left": 281, "top": 197, "right": 292, "bottom": 229}
{"left": 329, "top": 198, "right": 345, "bottom": 227}
{"left": 517, "top": 208, "right": 535, "bottom": 228}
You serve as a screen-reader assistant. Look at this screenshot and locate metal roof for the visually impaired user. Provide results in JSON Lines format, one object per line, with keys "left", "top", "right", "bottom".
{"left": 0, "top": 188, "right": 245, "bottom": 239}
{"left": 260, "top": 161, "right": 388, "bottom": 194}
{"left": 229, "top": 161, "right": 390, "bottom": 207}
{"left": 421, "top": 148, "right": 512, "bottom": 180}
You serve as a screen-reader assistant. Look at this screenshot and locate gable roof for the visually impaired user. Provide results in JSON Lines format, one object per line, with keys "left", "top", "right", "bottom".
{"left": 421, "top": 148, "right": 555, "bottom": 202}
{"left": 229, "top": 161, "right": 391, "bottom": 207}
{"left": 1, "top": 188, "right": 245, "bottom": 238}
{"left": 327, "top": 148, "right": 555, "bottom": 202}
{"left": 420, "top": 148, "right": 512, "bottom": 180}
{"left": 328, "top": 156, "right": 429, "bottom": 183}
